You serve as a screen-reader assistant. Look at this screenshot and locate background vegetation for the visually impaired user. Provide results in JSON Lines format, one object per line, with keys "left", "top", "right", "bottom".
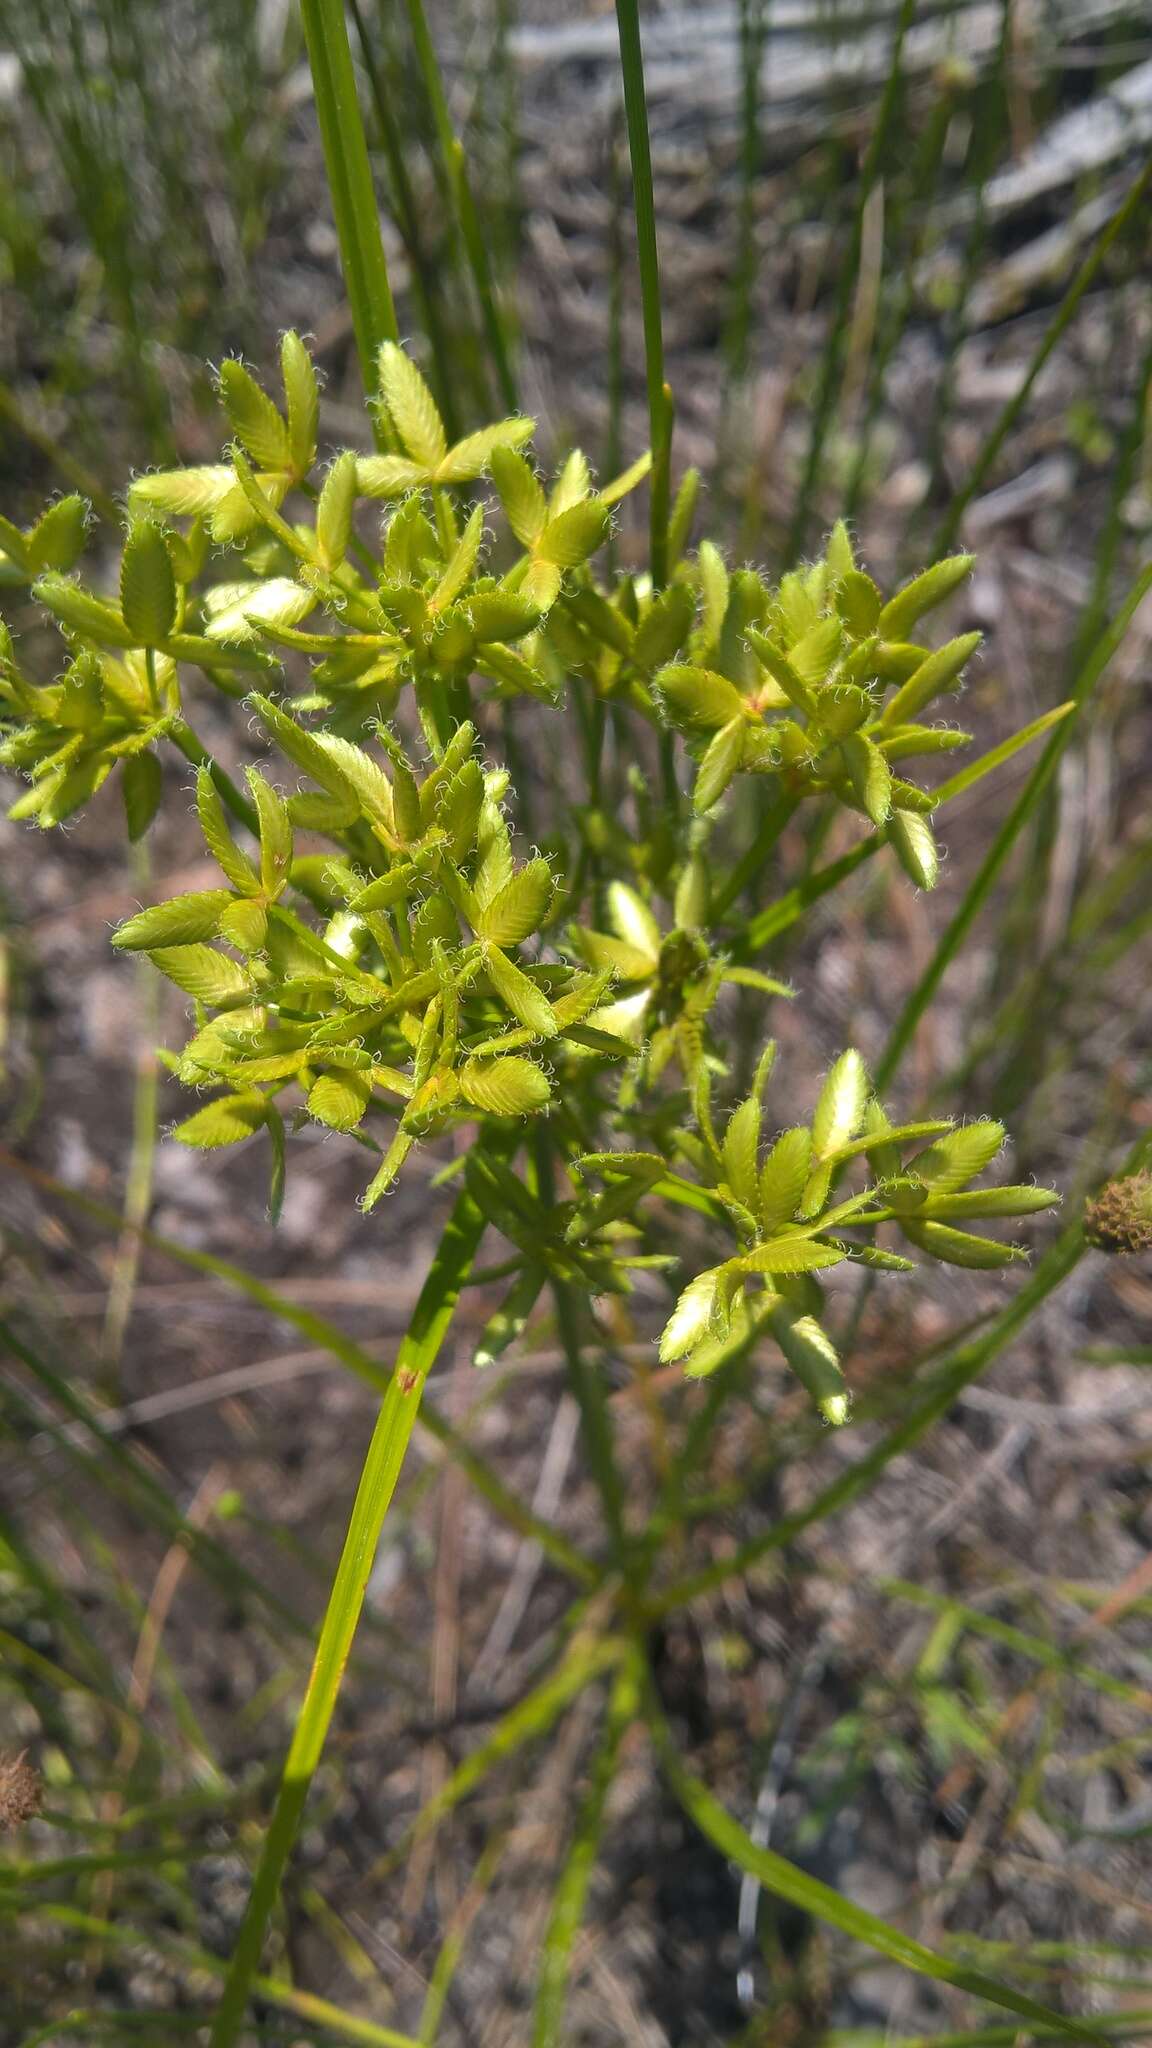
{"left": 1, "top": 1, "right": 1151, "bottom": 2042}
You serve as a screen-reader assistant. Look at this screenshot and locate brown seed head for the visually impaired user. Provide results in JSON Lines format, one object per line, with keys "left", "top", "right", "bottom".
{"left": 1084, "top": 1171, "right": 1152, "bottom": 1255}
{"left": 0, "top": 1752, "right": 42, "bottom": 1832}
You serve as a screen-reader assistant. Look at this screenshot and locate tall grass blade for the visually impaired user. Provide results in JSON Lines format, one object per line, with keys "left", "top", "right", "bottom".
{"left": 100, "top": 897, "right": 160, "bottom": 1380}
{"left": 26, "top": 1904, "right": 424, "bottom": 2046}
{"left": 1, "top": 1316, "right": 304, "bottom": 1637}
{"left": 983, "top": 326, "right": 1152, "bottom": 1035}
{"left": 532, "top": 1654, "right": 639, "bottom": 2044}
{"left": 604, "top": 115, "right": 627, "bottom": 492}
{"left": 723, "top": 0, "right": 769, "bottom": 389}
{"left": 786, "top": 0, "right": 917, "bottom": 560}
{"left": 873, "top": 1577, "right": 1152, "bottom": 1712}
{"left": 400, "top": 0, "right": 517, "bottom": 411}
{"left": 843, "top": 77, "right": 955, "bottom": 522}
{"left": 346, "top": 0, "right": 462, "bottom": 436}
{"left": 554, "top": 1278, "right": 633, "bottom": 1579}
{"left": 369, "top": 1631, "right": 622, "bottom": 1884}
{"left": 927, "top": 703, "right": 1073, "bottom": 807}
{"left": 533, "top": 1127, "right": 635, "bottom": 1580}
{"left": 650, "top": 1699, "right": 1107, "bottom": 2043}
{"left": 922, "top": 0, "right": 1012, "bottom": 511}
{"left": 300, "top": 0, "right": 399, "bottom": 402}
{"left": 829, "top": 2023, "right": 1152, "bottom": 2048}
{"left": 1065, "top": 328, "right": 1152, "bottom": 685}
{"left": 417, "top": 1831, "right": 508, "bottom": 2043}
{"left": 613, "top": 0, "right": 672, "bottom": 585}
{"left": 207, "top": 1179, "right": 486, "bottom": 2047}
{"left": 714, "top": 789, "right": 800, "bottom": 918}
{"left": 736, "top": 840, "right": 877, "bottom": 954}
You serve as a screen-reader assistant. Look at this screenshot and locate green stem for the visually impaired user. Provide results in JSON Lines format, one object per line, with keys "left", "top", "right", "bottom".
{"left": 604, "top": 114, "right": 627, "bottom": 497}
{"left": 657, "top": 725, "right": 679, "bottom": 824}
{"left": 401, "top": 0, "right": 517, "bottom": 411}
{"left": 842, "top": 76, "right": 955, "bottom": 524}
{"left": 168, "top": 720, "right": 259, "bottom": 834}
{"left": 922, "top": 0, "right": 1012, "bottom": 511}
{"left": 734, "top": 836, "right": 877, "bottom": 958}
{"left": 299, "top": 0, "right": 399, "bottom": 409}
{"left": 554, "top": 1278, "right": 632, "bottom": 1581}
{"left": 640, "top": 1338, "right": 753, "bottom": 1571}
{"left": 417, "top": 1831, "right": 508, "bottom": 2042}
{"left": 100, "top": 851, "right": 160, "bottom": 1385}
{"left": 713, "top": 787, "right": 800, "bottom": 919}
{"left": 208, "top": 1179, "right": 485, "bottom": 2048}
{"left": 613, "top": 0, "right": 672, "bottom": 585}
{"left": 786, "top": 0, "right": 917, "bottom": 561}
{"left": 534, "top": 1132, "right": 634, "bottom": 1592}
{"left": 722, "top": 0, "right": 770, "bottom": 389}
{"left": 646, "top": 1683, "right": 1104, "bottom": 2043}
{"left": 531, "top": 1652, "right": 640, "bottom": 2045}
{"left": 346, "top": 0, "right": 462, "bottom": 437}
{"left": 965, "top": 323, "right": 1152, "bottom": 1058}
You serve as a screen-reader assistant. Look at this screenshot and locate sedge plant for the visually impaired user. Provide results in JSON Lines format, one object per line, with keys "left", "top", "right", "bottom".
{"left": 1, "top": 330, "right": 1080, "bottom": 2036}
{"left": 6, "top": 1, "right": 1141, "bottom": 2040}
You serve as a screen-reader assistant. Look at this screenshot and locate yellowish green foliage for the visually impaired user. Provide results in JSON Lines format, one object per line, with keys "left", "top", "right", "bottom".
{"left": 0, "top": 340, "right": 1057, "bottom": 1408}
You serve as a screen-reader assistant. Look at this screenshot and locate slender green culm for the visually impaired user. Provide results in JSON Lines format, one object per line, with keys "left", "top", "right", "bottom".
{"left": 613, "top": 0, "right": 672, "bottom": 584}
{"left": 723, "top": 0, "right": 770, "bottom": 389}
{"left": 648, "top": 1692, "right": 1105, "bottom": 2044}
{"left": 532, "top": 1653, "right": 640, "bottom": 2044}
{"left": 299, "top": 0, "right": 399, "bottom": 401}
{"left": 843, "top": 73, "right": 956, "bottom": 522}
{"left": 208, "top": 1182, "right": 485, "bottom": 2046}
{"left": 417, "top": 1831, "right": 508, "bottom": 2042}
{"left": 346, "top": 0, "right": 463, "bottom": 436}
{"left": 99, "top": 893, "right": 160, "bottom": 1378}
{"left": 401, "top": 0, "right": 517, "bottom": 411}
{"left": 965, "top": 322, "right": 1152, "bottom": 1062}
{"left": 921, "top": 0, "right": 1014, "bottom": 510}
{"left": 786, "top": 0, "right": 917, "bottom": 559}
